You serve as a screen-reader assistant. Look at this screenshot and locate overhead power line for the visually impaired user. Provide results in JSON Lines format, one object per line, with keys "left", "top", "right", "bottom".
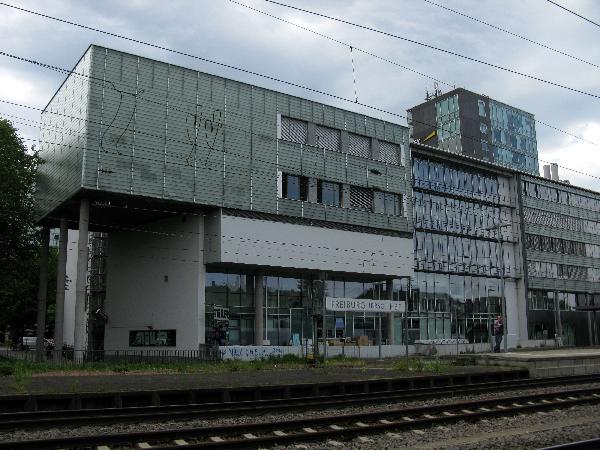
{"left": 546, "top": 0, "right": 600, "bottom": 29}
{"left": 227, "top": 0, "right": 455, "bottom": 88}
{"left": 228, "top": 0, "right": 598, "bottom": 149}
{"left": 263, "top": 0, "right": 600, "bottom": 100}
{"left": 0, "top": 3, "right": 596, "bottom": 156}
{"left": 2, "top": 49, "right": 600, "bottom": 185}
{"left": 421, "top": 0, "right": 600, "bottom": 69}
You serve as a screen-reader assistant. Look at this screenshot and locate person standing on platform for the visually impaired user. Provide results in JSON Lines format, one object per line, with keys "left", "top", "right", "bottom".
{"left": 493, "top": 316, "right": 504, "bottom": 353}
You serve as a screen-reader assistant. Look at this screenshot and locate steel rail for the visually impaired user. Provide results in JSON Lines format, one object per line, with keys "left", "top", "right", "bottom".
{"left": 1, "top": 374, "right": 599, "bottom": 430}
{"left": 538, "top": 437, "right": 600, "bottom": 449}
{"left": 2, "top": 385, "right": 600, "bottom": 449}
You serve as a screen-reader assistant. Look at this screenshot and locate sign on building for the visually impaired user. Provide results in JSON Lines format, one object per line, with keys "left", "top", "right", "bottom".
{"left": 325, "top": 297, "right": 406, "bottom": 313}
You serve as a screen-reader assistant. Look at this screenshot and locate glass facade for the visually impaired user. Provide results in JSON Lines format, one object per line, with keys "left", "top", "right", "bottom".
{"left": 488, "top": 100, "right": 538, "bottom": 174}
{"left": 411, "top": 156, "right": 510, "bottom": 344}
{"left": 435, "top": 94, "right": 462, "bottom": 153}
{"left": 411, "top": 272, "right": 501, "bottom": 343}
{"left": 522, "top": 180, "right": 600, "bottom": 212}
{"left": 205, "top": 272, "right": 408, "bottom": 346}
{"left": 412, "top": 157, "right": 501, "bottom": 202}
{"left": 522, "top": 176, "right": 600, "bottom": 346}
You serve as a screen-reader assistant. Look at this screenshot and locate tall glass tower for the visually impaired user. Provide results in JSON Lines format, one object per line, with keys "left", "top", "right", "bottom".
{"left": 408, "top": 88, "right": 539, "bottom": 175}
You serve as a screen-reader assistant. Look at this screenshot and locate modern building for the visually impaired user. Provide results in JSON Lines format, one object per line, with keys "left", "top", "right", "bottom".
{"left": 36, "top": 45, "right": 414, "bottom": 352}
{"left": 521, "top": 165, "right": 600, "bottom": 346}
{"left": 408, "top": 88, "right": 539, "bottom": 175}
{"left": 35, "top": 45, "right": 600, "bottom": 357}
{"left": 409, "top": 142, "right": 527, "bottom": 350}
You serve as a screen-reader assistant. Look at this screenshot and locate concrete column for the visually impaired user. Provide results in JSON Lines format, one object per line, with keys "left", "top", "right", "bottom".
{"left": 35, "top": 226, "right": 50, "bottom": 362}
{"left": 371, "top": 138, "right": 380, "bottom": 161}
{"left": 386, "top": 279, "right": 395, "bottom": 345}
{"left": 54, "top": 218, "right": 68, "bottom": 353}
{"left": 254, "top": 274, "right": 264, "bottom": 346}
{"left": 307, "top": 123, "right": 317, "bottom": 147}
{"left": 340, "top": 130, "right": 349, "bottom": 153}
{"left": 74, "top": 199, "right": 90, "bottom": 352}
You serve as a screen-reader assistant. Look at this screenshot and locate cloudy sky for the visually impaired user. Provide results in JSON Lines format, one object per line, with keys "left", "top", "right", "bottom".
{"left": 1, "top": 0, "right": 599, "bottom": 190}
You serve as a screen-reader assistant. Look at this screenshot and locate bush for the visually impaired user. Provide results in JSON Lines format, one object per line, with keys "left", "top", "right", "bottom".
{"left": 0, "top": 363, "right": 14, "bottom": 376}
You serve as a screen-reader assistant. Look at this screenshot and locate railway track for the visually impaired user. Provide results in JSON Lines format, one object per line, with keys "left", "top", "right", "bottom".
{"left": 2, "top": 383, "right": 600, "bottom": 449}
{"left": 1, "top": 374, "right": 599, "bottom": 431}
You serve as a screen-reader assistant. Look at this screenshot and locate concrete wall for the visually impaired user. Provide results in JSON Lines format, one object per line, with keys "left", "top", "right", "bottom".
{"left": 205, "top": 213, "right": 414, "bottom": 277}
{"left": 104, "top": 215, "right": 205, "bottom": 350}
{"left": 63, "top": 230, "right": 79, "bottom": 347}
{"left": 219, "top": 343, "right": 491, "bottom": 360}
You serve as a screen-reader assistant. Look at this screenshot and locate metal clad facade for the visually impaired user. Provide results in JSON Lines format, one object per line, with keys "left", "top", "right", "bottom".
{"left": 39, "top": 45, "right": 412, "bottom": 234}
{"left": 522, "top": 175, "right": 600, "bottom": 294}
{"left": 36, "top": 50, "right": 93, "bottom": 220}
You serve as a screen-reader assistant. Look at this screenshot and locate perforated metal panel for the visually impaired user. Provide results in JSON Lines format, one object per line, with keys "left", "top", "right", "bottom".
{"left": 348, "top": 133, "right": 370, "bottom": 158}
{"left": 350, "top": 186, "right": 373, "bottom": 210}
{"left": 316, "top": 125, "right": 341, "bottom": 151}
{"left": 281, "top": 116, "right": 307, "bottom": 144}
{"left": 379, "top": 141, "right": 400, "bottom": 165}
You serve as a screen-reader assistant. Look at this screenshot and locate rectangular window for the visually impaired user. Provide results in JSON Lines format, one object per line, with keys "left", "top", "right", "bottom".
{"left": 480, "top": 123, "right": 488, "bottom": 136}
{"left": 348, "top": 133, "right": 371, "bottom": 158}
{"left": 350, "top": 185, "right": 372, "bottom": 210}
{"left": 316, "top": 125, "right": 341, "bottom": 151}
{"left": 282, "top": 173, "right": 308, "bottom": 201}
{"left": 374, "top": 191, "right": 402, "bottom": 216}
{"left": 318, "top": 180, "right": 341, "bottom": 206}
{"left": 280, "top": 116, "right": 307, "bottom": 144}
{"left": 379, "top": 141, "right": 400, "bottom": 165}
{"left": 478, "top": 99, "right": 486, "bottom": 117}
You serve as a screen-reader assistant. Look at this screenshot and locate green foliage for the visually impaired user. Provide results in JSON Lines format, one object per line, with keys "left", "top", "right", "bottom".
{"left": 324, "top": 355, "right": 366, "bottom": 367}
{"left": 0, "top": 119, "right": 57, "bottom": 338}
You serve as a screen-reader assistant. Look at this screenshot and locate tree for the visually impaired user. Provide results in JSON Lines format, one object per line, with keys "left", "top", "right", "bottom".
{"left": 0, "top": 118, "right": 56, "bottom": 341}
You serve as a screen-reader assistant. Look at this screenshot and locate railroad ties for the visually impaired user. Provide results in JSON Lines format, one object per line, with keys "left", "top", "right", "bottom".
{"left": 2, "top": 381, "right": 600, "bottom": 449}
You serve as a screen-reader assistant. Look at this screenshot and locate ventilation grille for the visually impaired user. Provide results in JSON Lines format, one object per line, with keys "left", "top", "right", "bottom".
{"left": 350, "top": 186, "right": 373, "bottom": 210}
{"left": 316, "top": 125, "right": 341, "bottom": 151}
{"left": 281, "top": 117, "right": 307, "bottom": 144}
{"left": 379, "top": 141, "right": 400, "bottom": 165}
{"left": 348, "top": 133, "right": 371, "bottom": 158}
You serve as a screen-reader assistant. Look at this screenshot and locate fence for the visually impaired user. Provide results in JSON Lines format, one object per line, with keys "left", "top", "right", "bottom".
{"left": 0, "top": 347, "right": 221, "bottom": 365}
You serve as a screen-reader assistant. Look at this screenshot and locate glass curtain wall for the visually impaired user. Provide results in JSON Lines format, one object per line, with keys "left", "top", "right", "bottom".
{"left": 205, "top": 272, "right": 408, "bottom": 346}
{"left": 411, "top": 156, "right": 506, "bottom": 344}
{"left": 409, "top": 272, "right": 501, "bottom": 343}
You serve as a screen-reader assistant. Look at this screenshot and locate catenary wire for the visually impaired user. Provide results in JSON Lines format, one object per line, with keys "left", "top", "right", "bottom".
{"left": 263, "top": 0, "right": 600, "bottom": 100}
{"left": 421, "top": 0, "right": 600, "bottom": 69}
{"left": 227, "top": 0, "right": 455, "bottom": 89}
{"left": 545, "top": 0, "right": 600, "bottom": 29}
{"left": 225, "top": 0, "right": 598, "bottom": 149}
{"left": 14, "top": 120, "right": 600, "bottom": 234}
{"left": 3, "top": 51, "right": 600, "bottom": 186}
{"left": 1, "top": 121, "right": 591, "bottom": 276}
{"left": 6, "top": 115, "right": 532, "bottom": 218}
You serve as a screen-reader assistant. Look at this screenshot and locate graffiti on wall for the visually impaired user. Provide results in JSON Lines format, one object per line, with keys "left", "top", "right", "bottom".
{"left": 219, "top": 346, "right": 302, "bottom": 361}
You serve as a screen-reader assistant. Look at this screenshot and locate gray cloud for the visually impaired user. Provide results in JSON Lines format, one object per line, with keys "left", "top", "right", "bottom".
{"left": 1, "top": 0, "right": 599, "bottom": 189}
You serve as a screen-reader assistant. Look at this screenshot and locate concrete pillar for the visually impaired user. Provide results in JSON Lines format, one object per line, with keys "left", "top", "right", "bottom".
{"left": 371, "top": 138, "right": 380, "bottom": 161}
{"left": 54, "top": 218, "right": 68, "bottom": 353}
{"left": 35, "top": 226, "right": 50, "bottom": 362}
{"left": 74, "top": 199, "right": 90, "bottom": 352}
{"left": 386, "top": 279, "right": 395, "bottom": 345}
{"left": 254, "top": 274, "right": 264, "bottom": 346}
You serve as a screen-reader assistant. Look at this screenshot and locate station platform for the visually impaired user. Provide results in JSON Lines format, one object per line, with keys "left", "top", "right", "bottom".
{"left": 475, "top": 347, "right": 600, "bottom": 378}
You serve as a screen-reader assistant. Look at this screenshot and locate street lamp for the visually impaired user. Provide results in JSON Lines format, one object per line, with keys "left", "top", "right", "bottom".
{"left": 485, "top": 221, "right": 512, "bottom": 353}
